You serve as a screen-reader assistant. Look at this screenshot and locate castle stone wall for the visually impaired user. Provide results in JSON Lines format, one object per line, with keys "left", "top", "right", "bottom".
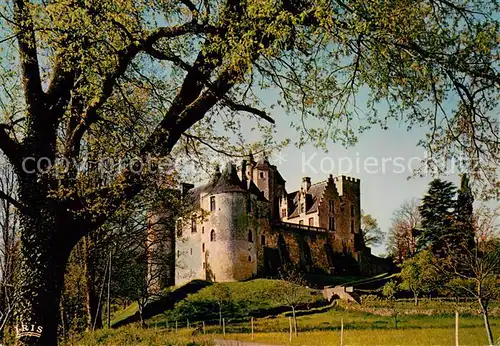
{"left": 262, "top": 225, "right": 334, "bottom": 275}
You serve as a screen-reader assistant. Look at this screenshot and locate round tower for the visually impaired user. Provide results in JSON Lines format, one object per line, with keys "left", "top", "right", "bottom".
{"left": 202, "top": 163, "right": 258, "bottom": 282}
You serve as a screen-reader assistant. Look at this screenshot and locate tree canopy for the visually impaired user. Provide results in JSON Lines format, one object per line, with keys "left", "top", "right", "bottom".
{"left": 0, "top": 1, "right": 498, "bottom": 345}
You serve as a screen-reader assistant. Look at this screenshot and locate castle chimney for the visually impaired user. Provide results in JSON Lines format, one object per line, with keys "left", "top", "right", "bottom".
{"left": 302, "top": 177, "right": 311, "bottom": 191}
{"left": 210, "top": 164, "right": 221, "bottom": 184}
{"left": 247, "top": 152, "right": 254, "bottom": 181}
{"left": 241, "top": 159, "right": 247, "bottom": 181}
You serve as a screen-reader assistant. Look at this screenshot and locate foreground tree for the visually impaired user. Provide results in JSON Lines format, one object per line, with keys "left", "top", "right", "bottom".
{"left": 0, "top": 1, "right": 498, "bottom": 344}
{"left": 443, "top": 236, "right": 500, "bottom": 345}
{"left": 211, "top": 284, "right": 232, "bottom": 327}
{"left": 381, "top": 281, "right": 399, "bottom": 329}
{"left": 272, "top": 270, "right": 311, "bottom": 336}
{"left": 398, "top": 250, "right": 440, "bottom": 305}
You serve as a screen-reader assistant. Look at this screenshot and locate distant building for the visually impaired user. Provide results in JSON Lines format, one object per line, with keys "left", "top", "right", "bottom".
{"left": 151, "top": 154, "right": 390, "bottom": 287}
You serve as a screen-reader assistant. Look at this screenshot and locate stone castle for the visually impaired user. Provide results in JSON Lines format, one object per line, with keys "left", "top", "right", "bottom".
{"left": 170, "top": 154, "right": 389, "bottom": 286}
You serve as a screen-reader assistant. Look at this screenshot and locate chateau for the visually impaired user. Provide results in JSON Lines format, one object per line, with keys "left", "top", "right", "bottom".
{"left": 172, "top": 154, "right": 388, "bottom": 286}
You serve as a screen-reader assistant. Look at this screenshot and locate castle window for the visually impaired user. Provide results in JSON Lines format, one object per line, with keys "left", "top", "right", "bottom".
{"left": 329, "top": 216, "right": 335, "bottom": 231}
{"left": 260, "top": 172, "right": 265, "bottom": 179}
{"left": 191, "top": 218, "right": 197, "bottom": 233}
{"left": 300, "top": 203, "right": 305, "bottom": 213}
{"left": 351, "top": 205, "right": 355, "bottom": 217}
{"left": 248, "top": 255, "right": 252, "bottom": 262}
{"left": 281, "top": 209, "right": 286, "bottom": 218}
{"left": 177, "top": 250, "right": 180, "bottom": 258}
{"left": 190, "top": 248, "right": 193, "bottom": 255}
{"left": 246, "top": 198, "right": 251, "bottom": 213}
{"left": 308, "top": 217, "right": 314, "bottom": 226}
{"left": 202, "top": 226, "right": 204, "bottom": 234}
{"left": 261, "top": 235, "right": 265, "bottom": 246}
{"left": 210, "top": 229, "right": 216, "bottom": 242}
{"left": 329, "top": 200, "right": 334, "bottom": 213}
{"left": 248, "top": 230, "right": 253, "bottom": 243}
{"left": 299, "top": 220, "right": 304, "bottom": 225}
{"left": 202, "top": 243, "right": 205, "bottom": 252}
{"left": 351, "top": 220, "right": 355, "bottom": 233}
{"left": 176, "top": 219, "right": 183, "bottom": 237}
{"left": 203, "top": 262, "right": 206, "bottom": 269}
{"left": 210, "top": 196, "right": 216, "bottom": 211}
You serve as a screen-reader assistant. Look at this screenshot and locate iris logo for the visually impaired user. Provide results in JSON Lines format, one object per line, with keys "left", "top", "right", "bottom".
{"left": 15, "top": 323, "right": 43, "bottom": 338}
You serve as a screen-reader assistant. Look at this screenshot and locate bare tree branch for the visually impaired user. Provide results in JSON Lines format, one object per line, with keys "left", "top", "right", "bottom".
{"left": 224, "top": 100, "right": 275, "bottom": 124}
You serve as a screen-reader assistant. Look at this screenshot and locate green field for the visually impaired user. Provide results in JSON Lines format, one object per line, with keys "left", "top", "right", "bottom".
{"left": 223, "top": 328, "right": 498, "bottom": 346}
{"left": 146, "top": 279, "right": 322, "bottom": 326}
{"left": 72, "top": 315, "right": 499, "bottom": 346}
{"left": 96, "top": 278, "right": 500, "bottom": 346}
{"left": 77, "top": 304, "right": 500, "bottom": 346}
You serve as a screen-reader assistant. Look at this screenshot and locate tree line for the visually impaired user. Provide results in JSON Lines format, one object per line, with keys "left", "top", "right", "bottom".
{"left": 384, "top": 175, "right": 500, "bottom": 345}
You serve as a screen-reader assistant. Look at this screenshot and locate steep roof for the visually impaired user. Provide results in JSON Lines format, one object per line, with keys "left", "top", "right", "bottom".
{"left": 211, "top": 163, "right": 247, "bottom": 194}
{"left": 274, "top": 167, "right": 286, "bottom": 184}
{"left": 183, "top": 163, "right": 267, "bottom": 206}
{"left": 306, "top": 181, "right": 328, "bottom": 213}
{"left": 286, "top": 180, "right": 328, "bottom": 218}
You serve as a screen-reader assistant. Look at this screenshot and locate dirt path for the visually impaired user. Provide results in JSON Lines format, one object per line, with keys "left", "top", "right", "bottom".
{"left": 214, "top": 339, "right": 282, "bottom": 346}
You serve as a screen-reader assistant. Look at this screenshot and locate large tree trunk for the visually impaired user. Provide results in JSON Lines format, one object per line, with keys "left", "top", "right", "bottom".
{"left": 13, "top": 172, "right": 78, "bottom": 346}
{"left": 14, "top": 213, "right": 72, "bottom": 346}
{"left": 479, "top": 299, "right": 494, "bottom": 346}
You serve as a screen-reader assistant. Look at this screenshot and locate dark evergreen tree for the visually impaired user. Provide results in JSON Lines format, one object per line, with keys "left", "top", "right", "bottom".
{"left": 455, "top": 174, "right": 475, "bottom": 249}
{"left": 417, "top": 179, "right": 457, "bottom": 255}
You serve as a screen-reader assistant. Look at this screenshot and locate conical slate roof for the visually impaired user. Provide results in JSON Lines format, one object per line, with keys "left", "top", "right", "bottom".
{"left": 210, "top": 163, "right": 247, "bottom": 194}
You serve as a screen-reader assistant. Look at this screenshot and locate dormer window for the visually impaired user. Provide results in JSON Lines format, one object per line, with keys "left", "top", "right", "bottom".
{"left": 300, "top": 203, "right": 305, "bottom": 213}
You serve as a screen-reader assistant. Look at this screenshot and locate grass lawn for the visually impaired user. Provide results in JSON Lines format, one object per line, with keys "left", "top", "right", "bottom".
{"left": 66, "top": 326, "right": 213, "bottom": 346}
{"left": 104, "top": 278, "right": 500, "bottom": 345}
{"left": 148, "top": 279, "right": 323, "bottom": 326}
{"left": 110, "top": 302, "right": 138, "bottom": 326}
{"left": 184, "top": 307, "right": 500, "bottom": 333}
{"left": 226, "top": 327, "right": 498, "bottom": 345}
{"left": 73, "top": 307, "right": 500, "bottom": 345}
